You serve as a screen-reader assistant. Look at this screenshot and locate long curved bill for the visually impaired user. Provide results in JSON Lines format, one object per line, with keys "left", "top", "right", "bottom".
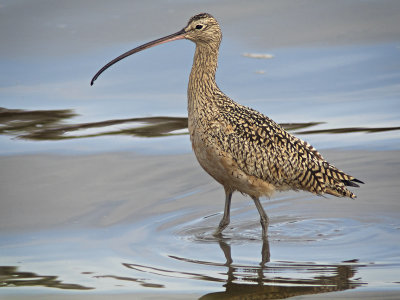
{"left": 91, "top": 28, "right": 186, "bottom": 86}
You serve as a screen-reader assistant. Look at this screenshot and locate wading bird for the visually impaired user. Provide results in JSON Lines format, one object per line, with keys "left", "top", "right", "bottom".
{"left": 91, "top": 13, "right": 363, "bottom": 237}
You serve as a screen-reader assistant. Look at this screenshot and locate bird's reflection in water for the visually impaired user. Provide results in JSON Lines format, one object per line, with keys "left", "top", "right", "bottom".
{"left": 216, "top": 236, "right": 270, "bottom": 267}
{"left": 124, "top": 237, "right": 365, "bottom": 299}
{"left": 0, "top": 238, "right": 366, "bottom": 297}
{"left": 201, "top": 238, "right": 363, "bottom": 299}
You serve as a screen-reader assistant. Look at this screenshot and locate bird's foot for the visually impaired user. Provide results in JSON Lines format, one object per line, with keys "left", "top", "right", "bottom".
{"left": 213, "top": 226, "right": 226, "bottom": 237}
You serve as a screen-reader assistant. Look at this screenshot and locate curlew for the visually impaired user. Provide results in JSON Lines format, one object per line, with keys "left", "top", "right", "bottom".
{"left": 91, "top": 13, "right": 363, "bottom": 237}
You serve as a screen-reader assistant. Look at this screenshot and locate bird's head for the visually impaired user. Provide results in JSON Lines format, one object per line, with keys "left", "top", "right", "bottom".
{"left": 90, "top": 13, "right": 221, "bottom": 85}
{"left": 183, "top": 13, "right": 222, "bottom": 46}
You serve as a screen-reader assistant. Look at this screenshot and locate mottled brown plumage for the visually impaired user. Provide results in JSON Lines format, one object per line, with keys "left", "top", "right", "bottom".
{"left": 91, "top": 13, "right": 363, "bottom": 237}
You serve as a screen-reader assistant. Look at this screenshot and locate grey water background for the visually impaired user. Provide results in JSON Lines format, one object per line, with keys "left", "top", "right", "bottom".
{"left": 1, "top": 0, "right": 400, "bottom": 299}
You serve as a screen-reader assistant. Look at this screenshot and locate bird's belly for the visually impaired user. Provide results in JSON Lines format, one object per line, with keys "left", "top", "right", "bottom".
{"left": 190, "top": 129, "right": 275, "bottom": 198}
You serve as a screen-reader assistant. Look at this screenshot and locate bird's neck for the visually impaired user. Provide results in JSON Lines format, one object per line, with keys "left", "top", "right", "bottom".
{"left": 188, "top": 43, "right": 220, "bottom": 121}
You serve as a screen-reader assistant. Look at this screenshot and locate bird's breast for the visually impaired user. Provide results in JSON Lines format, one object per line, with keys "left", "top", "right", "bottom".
{"left": 188, "top": 119, "right": 275, "bottom": 198}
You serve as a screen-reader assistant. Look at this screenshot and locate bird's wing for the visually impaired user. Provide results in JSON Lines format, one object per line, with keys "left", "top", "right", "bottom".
{"left": 215, "top": 101, "right": 362, "bottom": 197}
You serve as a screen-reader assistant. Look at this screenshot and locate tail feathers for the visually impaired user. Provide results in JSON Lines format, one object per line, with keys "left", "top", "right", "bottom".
{"left": 342, "top": 178, "right": 364, "bottom": 188}
{"left": 295, "top": 157, "right": 363, "bottom": 199}
{"left": 351, "top": 178, "right": 365, "bottom": 184}
{"left": 326, "top": 185, "right": 357, "bottom": 199}
{"left": 321, "top": 164, "right": 364, "bottom": 199}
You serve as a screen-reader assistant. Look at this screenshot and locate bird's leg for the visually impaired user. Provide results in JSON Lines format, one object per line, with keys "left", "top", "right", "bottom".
{"left": 251, "top": 196, "right": 269, "bottom": 238}
{"left": 260, "top": 236, "right": 270, "bottom": 266}
{"left": 213, "top": 188, "right": 233, "bottom": 236}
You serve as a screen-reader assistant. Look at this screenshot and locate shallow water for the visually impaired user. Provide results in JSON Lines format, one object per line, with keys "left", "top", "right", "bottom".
{"left": 1, "top": 151, "right": 399, "bottom": 299}
{"left": 1, "top": 1, "right": 400, "bottom": 299}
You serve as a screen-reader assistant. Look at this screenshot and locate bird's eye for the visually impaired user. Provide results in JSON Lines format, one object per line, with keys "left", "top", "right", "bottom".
{"left": 195, "top": 24, "right": 204, "bottom": 30}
